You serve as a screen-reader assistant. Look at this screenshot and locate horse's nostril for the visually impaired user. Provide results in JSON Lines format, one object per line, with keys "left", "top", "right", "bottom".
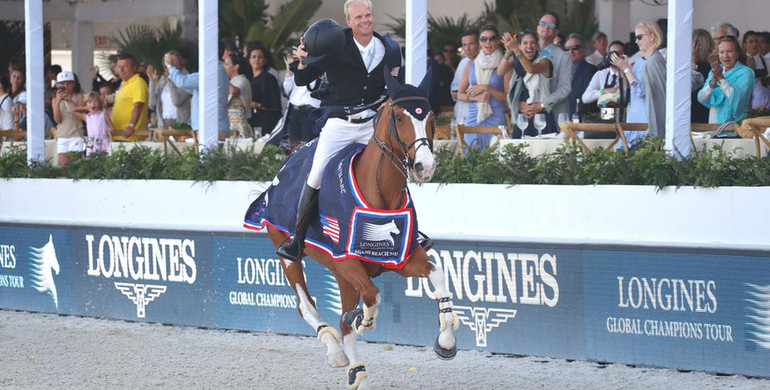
{"left": 414, "top": 162, "right": 423, "bottom": 175}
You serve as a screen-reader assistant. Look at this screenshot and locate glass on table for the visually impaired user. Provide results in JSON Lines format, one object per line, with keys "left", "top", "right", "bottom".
{"left": 533, "top": 113, "right": 546, "bottom": 136}
{"left": 557, "top": 113, "right": 569, "bottom": 131}
{"left": 516, "top": 113, "right": 528, "bottom": 134}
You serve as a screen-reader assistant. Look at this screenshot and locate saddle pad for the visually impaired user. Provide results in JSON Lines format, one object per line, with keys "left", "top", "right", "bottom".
{"left": 244, "top": 141, "right": 420, "bottom": 269}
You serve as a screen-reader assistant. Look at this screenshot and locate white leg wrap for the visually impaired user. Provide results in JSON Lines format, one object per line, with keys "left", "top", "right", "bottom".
{"left": 358, "top": 294, "right": 380, "bottom": 333}
{"left": 434, "top": 291, "right": 459, "bottom": 332}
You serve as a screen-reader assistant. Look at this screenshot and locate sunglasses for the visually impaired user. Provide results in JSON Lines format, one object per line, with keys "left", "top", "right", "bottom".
{"left": 479, "top": 35, "right": 498, "bottom": 42}
{"left": 539, "top": 20, "right": 557, "bottom": 29}
{"left": 565, "top": 45, "right": 583, "bottom": 51}
{"left": 635, "top": 33, "right": 647, "bottom": 41}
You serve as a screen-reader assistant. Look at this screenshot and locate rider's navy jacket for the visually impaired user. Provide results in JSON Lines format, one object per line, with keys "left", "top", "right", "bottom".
{"left": 293, "top": 28, "right": 401, "bottom": 110}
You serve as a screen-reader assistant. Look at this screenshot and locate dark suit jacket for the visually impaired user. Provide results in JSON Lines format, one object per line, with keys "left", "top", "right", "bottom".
{"left": 569, "top": 59, "right": 598, "bottom": 117}
{"left": 293, "top": 28, "right": 400, "bottom": 108}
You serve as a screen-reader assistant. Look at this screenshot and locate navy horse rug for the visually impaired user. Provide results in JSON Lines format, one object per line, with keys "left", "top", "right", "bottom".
{"left": 244, "top": 141, "right": 421, "bottom": 269}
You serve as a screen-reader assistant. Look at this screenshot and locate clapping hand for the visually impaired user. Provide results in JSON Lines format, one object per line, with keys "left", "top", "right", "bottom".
{"left": 610, "top": 52, "right": 630, "bottom": 73}
{"left": 501, "top": 32, "right": 520, "bottom": 54}
{"left": 147, "top": 65, "right": 158, "bottom": 82}
{"left": 708, "top": 53, "right": 723, "bottom": 79}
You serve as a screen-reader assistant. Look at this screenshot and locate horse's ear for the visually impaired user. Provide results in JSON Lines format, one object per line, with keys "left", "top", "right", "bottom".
{"left": 384, "top": 66, "right": 402, "bottom": 98}
{"left": 417, "top": 70, "right": 432, "bottom": 96}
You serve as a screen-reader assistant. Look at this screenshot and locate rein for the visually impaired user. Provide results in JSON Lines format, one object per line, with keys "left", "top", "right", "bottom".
{"left": 372, "top": 96, "right": 434, "bottom": 179}
{"left": 370, "top": 96, "right": 434, "bottom": 205}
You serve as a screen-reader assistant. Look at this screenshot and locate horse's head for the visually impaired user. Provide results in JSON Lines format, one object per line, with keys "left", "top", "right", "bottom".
{"left": 380, "top": 68, "right": 436, "bottom": 182}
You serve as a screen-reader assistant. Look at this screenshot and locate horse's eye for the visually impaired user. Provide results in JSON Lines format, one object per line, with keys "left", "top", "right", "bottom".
{"left": 396, "top": 116, "right": 403, "bottom": 123}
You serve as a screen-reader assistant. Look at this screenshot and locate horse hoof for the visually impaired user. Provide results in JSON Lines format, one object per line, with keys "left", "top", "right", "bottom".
{"left": 347, "top": 363, "right": 367, "bottom": 389}
{"left": 328, "top": 350, "right": 349, "bottom": 368}
{"left": 342, "top": 308, "right": 363, "bottom": 328}
{"left": 433, "top": 336, "right": 457, "bottom": 360}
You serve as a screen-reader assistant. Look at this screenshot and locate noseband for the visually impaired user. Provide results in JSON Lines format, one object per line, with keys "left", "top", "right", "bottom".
{"left": 372, "top": 96, "right": 435, "bottom": 180}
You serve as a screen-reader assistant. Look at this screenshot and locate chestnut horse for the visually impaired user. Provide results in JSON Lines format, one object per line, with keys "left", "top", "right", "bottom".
{"left": 248, "top": 73, "right": 458, "bottom": 389}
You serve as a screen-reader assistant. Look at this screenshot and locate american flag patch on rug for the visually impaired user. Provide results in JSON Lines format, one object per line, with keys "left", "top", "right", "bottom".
{"left": 321, "top": 215, "right": 340, "bottom": 243}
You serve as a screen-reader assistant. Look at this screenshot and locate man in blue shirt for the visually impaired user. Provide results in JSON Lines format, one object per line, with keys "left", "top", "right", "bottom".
{"left": 165, "top": 52, "right": 229, "bottom": 138}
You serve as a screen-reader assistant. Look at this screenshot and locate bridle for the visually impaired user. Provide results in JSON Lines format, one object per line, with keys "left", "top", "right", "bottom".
{"left": 372, "top": 96, "right": 435, "bottom": 180}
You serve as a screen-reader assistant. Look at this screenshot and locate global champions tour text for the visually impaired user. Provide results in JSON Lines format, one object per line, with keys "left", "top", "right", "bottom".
{"left": 606, "top": 276, "right": 733, "bottom": 342}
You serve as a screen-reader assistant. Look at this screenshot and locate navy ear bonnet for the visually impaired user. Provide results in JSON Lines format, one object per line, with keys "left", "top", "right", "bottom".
{"left": 384, "top": 67, "right": 433, "bottom": 121}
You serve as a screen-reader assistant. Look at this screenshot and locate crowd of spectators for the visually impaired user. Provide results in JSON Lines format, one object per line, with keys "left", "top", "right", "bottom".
{"left": 3, "top": 12, "right": 770, "bottom": 160}
{"left": 439, "top": 15, "right": 770, "bottom": 148}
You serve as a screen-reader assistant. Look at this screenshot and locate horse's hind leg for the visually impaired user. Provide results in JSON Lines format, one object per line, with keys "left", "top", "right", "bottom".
{"left": 398, "top": 247, "right": 459, "bottom": 360}
{"left": 269, "top": 228, "right": 348, "bottom": 367}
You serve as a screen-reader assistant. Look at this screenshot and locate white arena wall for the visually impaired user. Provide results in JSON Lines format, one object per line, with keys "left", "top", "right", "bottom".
{"left": 0, "top": 179, "right": 767, "bottom": 251}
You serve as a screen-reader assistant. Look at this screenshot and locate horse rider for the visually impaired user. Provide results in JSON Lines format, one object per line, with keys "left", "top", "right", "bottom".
{"left": 277, "top": 0, "right": 402, "bottom": 261}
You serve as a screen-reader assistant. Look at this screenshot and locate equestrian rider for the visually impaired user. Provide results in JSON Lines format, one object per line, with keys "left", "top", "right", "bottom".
{"left": 277, "top": 0, "right": 402, "bottom": 261}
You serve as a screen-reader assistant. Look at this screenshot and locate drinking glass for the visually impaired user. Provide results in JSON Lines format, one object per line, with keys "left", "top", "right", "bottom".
{"left": 534, "top": 113, "right": 547, "bottom": 135}
{"left": 516, "top": 113, "right": 528, "bottom": 134}
{"left": 557, "top": 113, "right": 569, "bottom": 131}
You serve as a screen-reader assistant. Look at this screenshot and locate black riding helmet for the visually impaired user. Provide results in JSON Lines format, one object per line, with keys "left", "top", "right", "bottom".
{"left": 302, "top": 18, "right": 345, "bottom": 65}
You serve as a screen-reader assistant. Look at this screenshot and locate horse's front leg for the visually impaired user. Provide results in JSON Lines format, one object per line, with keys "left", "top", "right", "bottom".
{"left": 398, "top": 247, "right": 459, "bottom": 360}
{"left": 335, "top": 259, "right": 381, "bottom": 334}
{"left": 334, "top": 271, "right": 369, "bottom": 390}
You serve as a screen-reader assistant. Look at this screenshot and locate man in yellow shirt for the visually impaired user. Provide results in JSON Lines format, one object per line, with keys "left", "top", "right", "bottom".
{"left": 112, "top": 53, "right": 149, "bottom": 141}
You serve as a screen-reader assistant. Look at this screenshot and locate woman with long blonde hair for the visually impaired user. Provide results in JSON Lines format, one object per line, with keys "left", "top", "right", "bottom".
{"left": 692, "top": 29, "right": 714, "bottom": 123}
{"left": 611, "top": 20, "right": 666, "bottom": 145}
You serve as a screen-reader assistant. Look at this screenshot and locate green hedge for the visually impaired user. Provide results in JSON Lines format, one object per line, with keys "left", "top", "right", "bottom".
{"left": 1, "top": 138, "right": 769, "bottom": 188}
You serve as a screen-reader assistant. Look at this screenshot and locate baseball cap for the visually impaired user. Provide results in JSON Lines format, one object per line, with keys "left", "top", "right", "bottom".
{"left": 16, "top": 91, "right": 26, "bottom": 104}
{"left": 56, "top": 70, "right": 75, "bottom": 83}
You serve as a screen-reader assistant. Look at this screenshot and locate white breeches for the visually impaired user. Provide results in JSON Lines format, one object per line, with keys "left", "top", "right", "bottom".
{"left": 306, "top": 118, "right": 375, "bottom": 189}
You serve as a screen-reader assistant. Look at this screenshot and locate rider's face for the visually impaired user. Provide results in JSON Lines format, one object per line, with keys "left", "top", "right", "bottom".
{"left": 346, "top": 2, "right": 374, "bottom": 39}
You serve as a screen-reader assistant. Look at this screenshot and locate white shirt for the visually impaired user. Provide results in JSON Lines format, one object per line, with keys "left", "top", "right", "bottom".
{"left": 354, "top": 36, "right": 385, "bottom": 73}
{"left": 582, "top": 67, "right": 621, "bottom": 104}
{"left": 283, "top": 74, "right": 320, "bottom": 108}
{"left": 0, "top": 93, "right": 13, "bottom": 130}
{"left": 451, "top": 57, "right": 471, "bottom": 126}
{"left": 585, "top": 51, "right": 604, "bottom": 67}
{"left": 160, "top": 83, "right": 178, "bottom": 120}
{"left": 352, "top": 36, "right": 385, "bottom": 118}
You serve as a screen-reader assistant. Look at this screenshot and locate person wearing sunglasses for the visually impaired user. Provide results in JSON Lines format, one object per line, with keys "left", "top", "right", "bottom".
{"left": 564, "top": 33, "right": 597, "bottom": 119}
{"left": 498, "top": 30, "right": 555, "bottom": 138}
{"left": 610, "top": 20, "right": 666, "bottom": 145}
{"left": 457, "top": 24, "right": 508, "bottom": 149}
{"left": 535, "top": 11, "right": 572, "bottom": 124}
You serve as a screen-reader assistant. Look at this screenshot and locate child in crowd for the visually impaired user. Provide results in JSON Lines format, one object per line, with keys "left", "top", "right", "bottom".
{"left": 70, "top": 91, "right": 113, "bottom": 156}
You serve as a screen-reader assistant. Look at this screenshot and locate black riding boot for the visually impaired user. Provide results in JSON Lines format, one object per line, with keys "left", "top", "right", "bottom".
{"left": 277, "top": 183, "right": 319, "bottom": 261}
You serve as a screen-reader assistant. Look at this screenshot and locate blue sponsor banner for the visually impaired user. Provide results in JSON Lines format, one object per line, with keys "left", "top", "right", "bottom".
{"left": 67, "top": 228, "right": 215, "bottom": 327}
{"left": 583, "top": 249, "right": 770, "bottom": 377}
{"left": 383, "top": 241, "right": 586, "bottom": 357}
{"left": 4, "top": 222, "right": 770, "bottom": 378}
{"left": 0, "top": 226, "right": 75, "bottom": 314}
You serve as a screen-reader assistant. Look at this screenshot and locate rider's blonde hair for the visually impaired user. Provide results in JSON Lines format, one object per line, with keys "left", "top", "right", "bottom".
{"left": 344, "top": 0, "right": 373, "bottom": 20}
